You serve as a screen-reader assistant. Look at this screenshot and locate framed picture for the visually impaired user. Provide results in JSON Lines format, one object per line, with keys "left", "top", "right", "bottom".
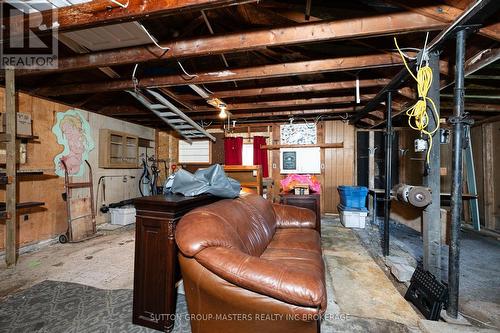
{"left": 282, "top": 151, "right": 297, "bottom": 170}
{"left": 280, "top": 124, "right": 317, "bottom": 144}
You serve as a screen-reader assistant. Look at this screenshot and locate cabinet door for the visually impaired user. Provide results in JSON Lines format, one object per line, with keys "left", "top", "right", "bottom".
{"left": 99, "top": 130, "right": 140, "bottom": 168}
{"left": 109, "top": 133, "right": 124, "bottom": 166}
{"left": 124, "top": 136, "right": 139, "bottom": 167}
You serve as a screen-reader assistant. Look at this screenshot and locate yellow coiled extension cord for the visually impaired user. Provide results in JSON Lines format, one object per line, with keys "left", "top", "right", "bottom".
{"left": 394, "top": 37, "right": 440, "bottom": 165}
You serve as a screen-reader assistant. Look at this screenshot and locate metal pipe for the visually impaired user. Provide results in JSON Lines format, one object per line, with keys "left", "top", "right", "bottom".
{"left": 383, "top": 91, "right": 392, "bottom": 256}
{"left": 447, "top": 28, "right": 466, "bottom": 319}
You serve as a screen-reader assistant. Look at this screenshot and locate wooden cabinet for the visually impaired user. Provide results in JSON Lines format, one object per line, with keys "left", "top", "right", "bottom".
{"left": 280, "top": 192, "right": 321, "bottom": 235}
{"left": 133, "top": 194, "right": 220, "bottom": 332}
{"left": 99, "top": 129, "right": 139, "bottom": 168}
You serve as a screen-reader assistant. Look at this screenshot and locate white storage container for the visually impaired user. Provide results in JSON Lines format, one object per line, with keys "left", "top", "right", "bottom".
{"left": 339, "top": 209, "right": 367, "bottom": 228}
{"left": 110, "top": 206, "right": 136, "bottom": 226}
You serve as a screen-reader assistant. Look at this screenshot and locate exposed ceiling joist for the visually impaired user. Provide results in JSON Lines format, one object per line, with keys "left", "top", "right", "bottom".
{"left": 190, "top": 95, "right": 376, "bottom": 112}
{"left": 34, "top": 54, "right": 406, "bottom": 96}
{"left": 190, "top": 107, "right": 357, "bottom": 120}
{"left": 386, "top": 0, "right": 500, "bottom": 41}
{"left": 353, "top": 0, "right": 500, "bottom": 125}
{"left": 3, "top": 0, "right": 255, "bottom": 39}
{"left": 181, "top": 79, "right": 390, "bottom": 100}
{"left": 13, "top": 11, "right": 446, "bottom": 77}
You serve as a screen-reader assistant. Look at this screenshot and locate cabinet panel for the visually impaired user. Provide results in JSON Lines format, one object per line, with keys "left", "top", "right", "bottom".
{"left": 99, "top": 129, "right": 139, "bottom": 168}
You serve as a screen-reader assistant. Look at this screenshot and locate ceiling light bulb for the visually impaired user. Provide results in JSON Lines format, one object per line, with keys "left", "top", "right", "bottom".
{"left": 219, "top": 106, "right": 227, "bottom": 119}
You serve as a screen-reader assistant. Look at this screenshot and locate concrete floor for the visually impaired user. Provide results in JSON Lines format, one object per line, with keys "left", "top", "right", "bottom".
{"left": 0, "top": 219, "right": 498, "bottom": 333}
{"left": 355, "top": 218, "right": 500, "bottom": 331}
{"left": 0, "top": 225, "right": 136, "bottom": 298}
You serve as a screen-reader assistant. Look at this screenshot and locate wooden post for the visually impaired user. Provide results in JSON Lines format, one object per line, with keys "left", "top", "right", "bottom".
{"left": 482, "top": 123, "right": 495, "bottom": 230}
{"left": 422, "top": 51, "right": 442, "bottom": 278}
{"left": 5, "top": 67, "right": 17, "bottom": 266}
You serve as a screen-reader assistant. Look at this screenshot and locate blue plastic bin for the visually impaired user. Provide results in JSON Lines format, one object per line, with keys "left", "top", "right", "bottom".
{"left": 337, "top": 186, "right": 368, "bottom": 209}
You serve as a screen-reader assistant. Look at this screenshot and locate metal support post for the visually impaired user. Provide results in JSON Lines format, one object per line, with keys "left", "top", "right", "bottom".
{"left": 447, "top": 28, "right": 467, "bottom": 319}
{"left": 383, "top": 91, "right": 393, "bottom": 256}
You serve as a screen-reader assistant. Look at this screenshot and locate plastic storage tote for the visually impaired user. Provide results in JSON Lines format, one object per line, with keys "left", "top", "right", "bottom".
{"left": 337, "top": 186, "right": 368, "bottom": 209}
{"left": 338, "top": 204, "right": 368, "bottom": 228}
{"left": 110, "top": 206, "right": 136, "bottom": 225}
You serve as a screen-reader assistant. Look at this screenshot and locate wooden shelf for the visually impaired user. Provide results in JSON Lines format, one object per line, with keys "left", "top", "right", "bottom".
{"left": 0, "top": 169, "right": 44, "bottom": 185}
{"left": 262, "top": 143, "right": 344, "bottom": 150}
{"left": 0, "top": 201, "right": 45, "bottom": 219}
{"left": 0, "top": 133, "right": 39, "bottom": 142}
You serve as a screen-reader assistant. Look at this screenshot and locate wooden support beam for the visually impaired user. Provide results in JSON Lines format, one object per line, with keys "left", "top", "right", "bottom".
{"left": 190, "top": 107, "right": 356, "bottom": 120}
{"left": 441, "top": 102, "right": 500, "bottom": 112}
{"left": 4, "top": 68, "right": 17, "bottom": 267}
{"left": 263, "top": 143, "right": 344, "bottom": 149}
{"left": 14, "top": 11, "right": 446, "bottom": 77}
{"left": 386, "top": 0, "right": 500, "bottom": 41}
{"left": 35, "top": 54, "right": 404, "bottom": 97}
{"left": 482, "top": 123, "right": 495, "bottom": 230}
{"left": 192, "top": 95, "right": 375, "bottom": 112}
{"left": 182, "top": 79, "right": 390, "bottom": 100}
{"left": 4, "top": 0, "right": 253, "bottom": 38}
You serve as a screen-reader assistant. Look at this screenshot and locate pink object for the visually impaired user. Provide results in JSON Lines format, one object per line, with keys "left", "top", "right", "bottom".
{"left": 280, "top": 174, "right": 321, "bottom": 193}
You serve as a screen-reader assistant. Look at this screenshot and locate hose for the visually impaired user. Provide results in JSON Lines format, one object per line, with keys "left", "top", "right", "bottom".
{"left": 394, "top": 37, "right": 440, "bottom": 166}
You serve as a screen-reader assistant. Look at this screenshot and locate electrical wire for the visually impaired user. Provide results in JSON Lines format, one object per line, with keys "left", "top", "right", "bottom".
{"left": 177, "top": 61, "right": 198, "bottom": 79}
{"left": 394, "top": 36, "right": 439, "bottom": 165}
{"left": 139, "top": 23, "right": 170, "bottom": 53}
{"left": 109, "top": 0, "right": 128, "bottom": 8}
{"left": 132, "top": 63, "right": 139, "bottom": 92}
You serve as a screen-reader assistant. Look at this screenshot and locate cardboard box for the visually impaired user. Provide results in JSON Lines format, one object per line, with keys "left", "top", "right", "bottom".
{"left": 0, "top": 112, "right": 32, "bottom": 137}
{"left": 0, "top": 142, "right": 27, "bottom": 164}
{"left": 294, "top": 184, "right": 310, "bottom": 195}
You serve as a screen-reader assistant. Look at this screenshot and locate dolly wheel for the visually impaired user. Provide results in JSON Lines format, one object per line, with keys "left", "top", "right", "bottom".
{"left": 59, "top": 234, "right": 68, "bottom": 244}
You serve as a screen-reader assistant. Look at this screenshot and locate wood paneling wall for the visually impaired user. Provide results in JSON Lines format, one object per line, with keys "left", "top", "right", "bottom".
{"left": 323, "top": 121, "right": 355, "bottom": 213}
{"left": 472, "top": 122, "right": 500, "bottom": 231}
{"left": 0, "top": 89, "right": 154, "bottom": 251}
{"left": 270, "top": 120, "right": 355, "bottom": 214}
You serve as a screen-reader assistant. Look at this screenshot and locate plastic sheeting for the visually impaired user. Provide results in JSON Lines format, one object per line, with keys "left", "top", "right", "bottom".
{"left": 168, "top": 164, "right": 240, "bottom": 198}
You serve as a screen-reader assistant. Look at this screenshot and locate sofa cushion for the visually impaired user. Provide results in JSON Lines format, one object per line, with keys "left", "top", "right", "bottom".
{"left": 267, "top": 228, "right": 322, "bottom": 254}
{"left": 196, "top": 247, "right": 327, "bottom": 309}
{"left": 273, "top": 204, "right": 317, "bottom": 230}
{"left": 261, "top": 247, "right": 325, "bottom": 277}
{"left": 177, "top": 194, "right": 277, "bottom": 257}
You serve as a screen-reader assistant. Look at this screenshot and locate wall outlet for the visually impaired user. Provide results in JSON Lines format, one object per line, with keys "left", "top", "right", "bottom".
{"left": 24, "top": 214, "right": 29, "bottom": 221}
{"left": 123, "top": 176, "right": 128, "bottom": 182}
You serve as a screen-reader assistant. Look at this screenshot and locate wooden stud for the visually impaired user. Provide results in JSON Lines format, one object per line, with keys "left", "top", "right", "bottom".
{"left": 5, "top": 67, "right": 17, "bottom": 267}
{"left": 482, "top": 123, "right": 495, "bottom": 230}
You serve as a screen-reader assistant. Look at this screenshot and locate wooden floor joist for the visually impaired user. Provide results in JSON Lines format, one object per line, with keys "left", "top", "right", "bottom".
{"left": 13, "top": 12, "right": 446, "bottom": 77}
{"left": 4, "top": 0, "right": 254, "bottom": 38}
{"left": 181, "top": 79, "right": 390, "bottom": 100}
{"left": 35, "top": 54, "right": 404, "bottom": 96}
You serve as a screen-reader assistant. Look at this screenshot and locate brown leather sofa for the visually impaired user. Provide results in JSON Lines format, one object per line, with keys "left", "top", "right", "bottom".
{"left": 175, "top": 193, "right": 326, "bottom": 333}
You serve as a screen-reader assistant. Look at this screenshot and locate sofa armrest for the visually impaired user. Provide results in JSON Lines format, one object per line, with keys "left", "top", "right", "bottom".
{"left": 196, "top": 247, "right": 326, "bottom": 309}
{"left": 272, "top": 204, "right": 316, "bottom": 230}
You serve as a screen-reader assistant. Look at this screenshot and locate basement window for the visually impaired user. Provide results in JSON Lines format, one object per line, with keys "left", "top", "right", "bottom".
{"left": 242, "top": 143, "right": 254, "bottom": 166}
{"left": 178, "top": 140, "right": 211, "bottom": 164}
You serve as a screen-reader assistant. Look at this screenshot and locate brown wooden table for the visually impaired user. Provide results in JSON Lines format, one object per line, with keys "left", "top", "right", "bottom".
{"left": 279, "top": 192, "right": 321, "bottom": 235}
{"left": 133, "top": 194, "right": 220, "bottom": 332}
